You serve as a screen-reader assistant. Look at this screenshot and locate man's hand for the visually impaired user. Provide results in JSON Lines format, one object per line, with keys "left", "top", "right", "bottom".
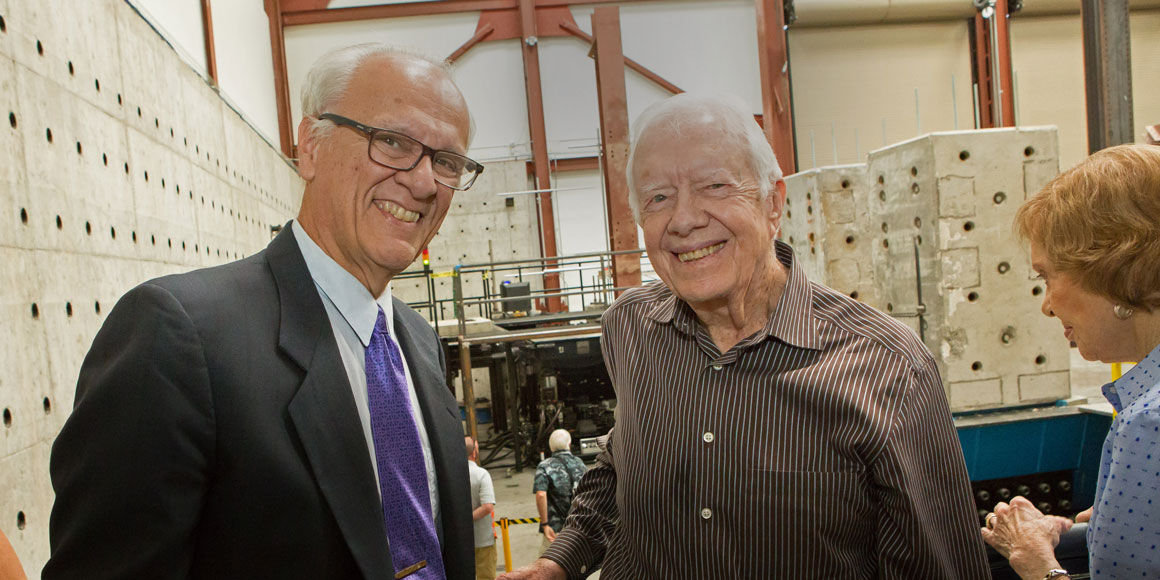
{"left": 497, "top": 558, "right": 566, "bottom": 580}
{"left": 981, "top": 496, "right": 1072, "bottom": 580}
{"left": 543, "top": 524, "right": 557, "bottom": 542}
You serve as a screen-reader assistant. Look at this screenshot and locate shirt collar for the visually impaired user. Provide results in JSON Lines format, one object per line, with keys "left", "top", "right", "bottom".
{"left": 645, "top": 240, "right": 821, "bottom": 351}
{"left": 1102, "top": 341, "right": 1160, "bottom": 411}
{"left": 291, "top": 220, "right": 394, "bottom": 348}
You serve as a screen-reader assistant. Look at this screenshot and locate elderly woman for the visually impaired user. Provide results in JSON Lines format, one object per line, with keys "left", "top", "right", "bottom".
{"left": 982, "top": 143, "right": 1160, "bottom": 579}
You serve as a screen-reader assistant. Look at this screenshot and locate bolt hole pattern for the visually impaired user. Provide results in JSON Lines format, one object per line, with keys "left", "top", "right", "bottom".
{"left": 95, "top": 78, "right": 100, "bottom": 92}
{"left": 76, "top": 141, "right": 82, "bottom": 155}
{"left": 881, "top": 223, "right": 889, "bottom": 233}
{"left": 882, "top": 239, "right": 889, "bottom": 249}
{"left": 102, "top": 153, "right": 107, "bottom": 166}
{"left": 110, "top": 226, "right": 115, "bottom": 240}
{"left": 959, "top": 150, "right": 970, "bottom": 161}
{"left": 911, "top": 183, "right": 920, "bottom": 195}
{"left": 841, "top": 179, "right": 850, "bottom": 189}
{"left": 994, "top": 191, "right": 1007, "bottom": 205}
{"left": 910, "top": 166, "right": 918, "bottom": 177}
{"left": 68, "top": 60, "right": 74, "bottom": 76}
{"left": 849, "top": 291, "right": 860, "bottom": 300}
{"left": 886, "top": 303, "right": 894, "bottom": 312}
{"left": 878, "top": 175, "right": 885, "bottom": 185}
{"left": 845, "top": 235, "right": 855, "bottom": 245}
{"left": 55, "top": 215, "right": 62, "bottom": 229}
{"left": 878, "top": 190, "right": 886, "bottom": 202}
{"left": 913, "top": 217, "right": 922, "bottom": 228}
{"left": 971, "top": 361, "right": 983, "bottom": 371}
{"left": 94, "top": 301, "right": 101, "bottom": 314}
{"left": 997, "top": 261, "right": 1011, "bottom": 274}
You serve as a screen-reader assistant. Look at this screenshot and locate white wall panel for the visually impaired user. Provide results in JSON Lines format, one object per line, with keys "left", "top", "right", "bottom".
{"left": 212, "top": 0, "right": 280, "bottom": 144}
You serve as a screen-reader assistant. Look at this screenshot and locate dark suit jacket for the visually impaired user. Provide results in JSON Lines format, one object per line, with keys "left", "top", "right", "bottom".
{"left": 45, "top": 227, "right": 473, "bottom": 580}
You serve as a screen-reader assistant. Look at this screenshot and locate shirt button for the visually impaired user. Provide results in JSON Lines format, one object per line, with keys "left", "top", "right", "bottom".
{"left": 712, "top": 364, "right": 723, "bottom": 371}
{"left": 580, "top": 566, "right": 587, "bottom": 573}
{"left": 701, "top": 508, "right": 712, "bottom": 520}
{"left": 702, "top": 432, "right": 714, "bottom": 443}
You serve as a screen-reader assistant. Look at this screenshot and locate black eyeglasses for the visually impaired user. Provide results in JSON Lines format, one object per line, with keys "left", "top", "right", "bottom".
{"left": 318, "top": 113, "right": 484, "bottom": 191}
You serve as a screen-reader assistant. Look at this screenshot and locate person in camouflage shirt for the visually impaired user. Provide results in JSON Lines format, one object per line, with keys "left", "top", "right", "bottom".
{"left": 533, "top": 429, "right": 588, "bottom": 554}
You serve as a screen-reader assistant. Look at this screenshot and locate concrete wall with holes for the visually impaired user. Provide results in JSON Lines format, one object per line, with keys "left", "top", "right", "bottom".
{"left": 0, "top": 0, "right": 302, "bottom": 575}
{"left": 783, "top": 127, "right": 1070, "bottom": 412}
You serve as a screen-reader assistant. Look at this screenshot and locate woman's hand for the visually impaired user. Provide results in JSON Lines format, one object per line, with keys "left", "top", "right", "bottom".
{"left": 981, "top": 496, "right": 1073, "bottom": 580}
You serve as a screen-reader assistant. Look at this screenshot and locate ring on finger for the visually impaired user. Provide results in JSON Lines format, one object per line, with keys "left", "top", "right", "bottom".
{"left": 985, "top": 512, "right": 998, "bottom": 529}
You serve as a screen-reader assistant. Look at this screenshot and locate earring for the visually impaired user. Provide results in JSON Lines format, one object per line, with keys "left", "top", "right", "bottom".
{"left": 1113, "top": 304, "right": 1134, "bottom": 320}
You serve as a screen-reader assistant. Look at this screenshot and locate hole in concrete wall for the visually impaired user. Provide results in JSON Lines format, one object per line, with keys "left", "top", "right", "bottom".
{"left": 910, "top": 167, "right": 918, "bottom": 177}
{"left": 55, "top": 215, "right": 62, "bottom": 229}
{"left": 16, "top": 511, "right": 24, "bottom": 530}
{"left": 124, "top": 162, "right": 129, "bottom": 174}
{"left": 143, "top": 171, "right": 148, "bottom": 182}
{"left": 877, "top": 175, "right": 884, "bottom": 184}
{"left": 806, "top": 206, "right": 813, "bottom": 215}
{"left": 0, "top": 15, "right": 5, "bottom": 32}
{"left": 963, "top": 221, "right": 975, "bottom": 232}
{"left": 968, "top": 291, "right": 979, "bottom": 302}
{"left": 76, "top": 141, "right": 82, "bottom": 155}
{"left": 94, "top": 301, "right": 100, "bottom": 314}
{"left": 1024, "top": 146, "right": 1035, "bottom": 157}
{"left": 183, "top": 137, "right": 187, "bottom": 146}
{"left": 886, "top": 303, "right": 893, "bottom": 312}
{"left": 20, "top": 208, "right": 27, "bottom": 224}
{"left": 154, "top": 118, "right": 158, "bottom": 129}
{"left": 845, "top": 235, "right": 855, "bottom": 245}
{"left": 94, "top": 79, "right": 100, "bottom": 92}
{"left": 65, "top": 302, "right": 72, "bottom": 317}
{"left": 43, "top": 397, "right": 51, "bottom": 414}
{"left": 167, "top": 238, "right": 172, "bottom": 248}
{"left": 805, "top": 192, "right": 812, "bottom": 201}
{"left": 84, "top": 221, "right": 91, "bottom": 235}
{"left": 102, "top": 153, "right": 107, "bottom": 166}
{"left": 786, "top": 210, "right": 792, "bottom": 219}
{"left": 849, "top": 291, "right": 859, "bottom": 300}
{"left": 36, "top": 40, "right": 43, "bottom": 56}
{"left": 116, "top": 94, "right": 122, "bottom": 105}
{"left": 109, "top": 226, "right": 115, "bottom": 240}
{"left": 994, "top": 192, "right": 1007, "bottom": 205}
{"left": 161, "top": 178, "right": 165, "bottom": 189}
{"left": 959, "top": 150, "right": 970, "bottom": 161}
{"left": 997, "top": 261, "right": 1011, "bottom": 274}
{"left": 3, "top": 409, "right": 10, "bottom": 427}
{"left": 68, "top": 60, "right": 74, "bottom": 76}
{"left": 911, "top": 183, "right": 920, "bottom": 195}
{"left": 1001, "top": 327, "right": 1015, "bottom": 344}
{"left": 1035, "top": 355, "right": 1046, "bottom": 365}
{"left": 136, "top": 107, "right": 141, "bottom": 118}
{"left": 131, "top": 231, "right": 137, "bottom": 243}
{"left": 1032, "top": 286, "right": 1042, "bottom": 296}
{"left": 881, "top": 223, "right": 888, "bottom": 233}
{"left": 841, "top": 179, "right": 850, "bottom": 189}
{"left": 971, "top": 361, "right": 983, "bottom": 371}
{"left": 150, "top": 234, "right": 155, "bottom": 245}
{"left": 881, "top": 239, "right": 889, "bottom": 249}
{"left": 30, "top": 303, "right": 38, "bottom": 318}
{"left": 916, "top": 234, "right": 923, "bottom": 245}
{"left": 913, "top": 217, "right": 922, "bottom": 228}
{"left": 8, "top": 112, "right": 15, "bottom": 129}
{"left": 788, "top": 236, "right": 794, "bottom": 244}
{"left": 169, "top": 128, "right": 174, "bottom": 138}
{"left": 878, "top": 190, "right": 886, "bottom": 202}
{"left": 45, "top": 127, "right": 53, "bottom": 143}
{"left": 181, "top": 241, "right": 186, "bottom": 251}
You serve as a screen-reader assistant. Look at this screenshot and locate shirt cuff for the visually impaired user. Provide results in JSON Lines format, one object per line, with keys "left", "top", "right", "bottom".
{"left": 541, "top": 527, "right": 599, "bottom": 579}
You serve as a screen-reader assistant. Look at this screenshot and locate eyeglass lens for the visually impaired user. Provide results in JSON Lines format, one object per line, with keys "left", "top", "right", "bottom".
{"left": 369, "top": 132, "right": 479, "bottom": 189}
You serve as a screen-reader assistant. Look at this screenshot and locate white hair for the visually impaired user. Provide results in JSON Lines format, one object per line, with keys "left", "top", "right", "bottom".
{"left": 548, "top": 429, "right": 572, "bottom": 452}
{"left": 625, "top": 92, "right": 784, "bottom": 222}
{"left": 298, "top": 43, "right": 472, "bottom": 144}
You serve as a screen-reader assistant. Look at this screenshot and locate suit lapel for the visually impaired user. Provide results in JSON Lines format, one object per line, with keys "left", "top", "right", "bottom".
{"left": 267, "top": 226, "right": 394, "bottom": 580}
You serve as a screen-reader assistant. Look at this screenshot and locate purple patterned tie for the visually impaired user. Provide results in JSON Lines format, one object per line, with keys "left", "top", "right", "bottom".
{"left": 366, "top": 307, "right": 445, "bottom": 579}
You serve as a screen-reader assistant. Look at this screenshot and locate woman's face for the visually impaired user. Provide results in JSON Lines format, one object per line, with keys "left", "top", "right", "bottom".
{"left": 1030, "top": 241, "right": 1135, "bottom": 363}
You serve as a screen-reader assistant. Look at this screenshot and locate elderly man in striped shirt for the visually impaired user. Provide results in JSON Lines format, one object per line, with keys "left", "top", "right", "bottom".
{"left": 500, "top": 93, "right": 989, "bottom": 580}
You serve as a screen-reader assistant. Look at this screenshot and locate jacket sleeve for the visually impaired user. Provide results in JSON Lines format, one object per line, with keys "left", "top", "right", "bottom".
{"left": 872, "top": 358, "right": 990, "bottom": 579}
{"left": 44, "top": 283, "right": 215, "bottom": 580}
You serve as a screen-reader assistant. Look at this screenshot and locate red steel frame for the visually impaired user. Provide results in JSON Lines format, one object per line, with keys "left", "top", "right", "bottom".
{"left": 755, "top": 0, "right": 796, "bottom": 174}
{"left": 201, "top": 0, "right": 218, "bottom": 85}
{"left": 971, "top": 0, "right": 1016, "bottom": 128}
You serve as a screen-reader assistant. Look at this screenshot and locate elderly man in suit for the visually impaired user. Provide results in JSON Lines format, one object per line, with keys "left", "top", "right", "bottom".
{"left": 45, "top": 44, "right": 483, "bottom": 580}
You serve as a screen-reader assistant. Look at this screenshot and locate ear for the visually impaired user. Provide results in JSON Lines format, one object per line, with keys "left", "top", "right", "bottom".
{"left": 768, "top": 179, "right": 787, "bottom": 234}
{"left": 296, "top": 117, "right": 319, "bottom": 182}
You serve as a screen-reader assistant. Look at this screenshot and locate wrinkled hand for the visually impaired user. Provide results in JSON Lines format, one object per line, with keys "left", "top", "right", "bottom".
{"left": 497, "top": 558, "right": 566, "bottom": 580}
{"left": 981, "top": 496, "right": 1073, "bottom": 580}
{"left": 543, "top": 525, "right": 557, "bottom": 542}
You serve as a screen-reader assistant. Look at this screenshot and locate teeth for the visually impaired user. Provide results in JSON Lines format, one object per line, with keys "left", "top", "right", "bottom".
{"left": 678, "top": 242, "right": 725, "bottom": 263}
{"left": 375, "top": 200, "right": 420, "bottom": 223}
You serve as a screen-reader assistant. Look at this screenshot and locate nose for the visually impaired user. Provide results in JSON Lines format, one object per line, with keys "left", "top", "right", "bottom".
{"left": 666, "top": 190, "right": 708, "bottom": 237}
{"left": 1040, "top": 293, "right": 1054, "bottom": 318}
{"left": 395, "top": 153, "right": 439, "bottom": 200}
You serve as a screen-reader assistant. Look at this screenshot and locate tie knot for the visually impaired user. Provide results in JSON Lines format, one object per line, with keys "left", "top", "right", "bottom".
{"left": 374, "top": 306, "right": 389, "bottom": 337}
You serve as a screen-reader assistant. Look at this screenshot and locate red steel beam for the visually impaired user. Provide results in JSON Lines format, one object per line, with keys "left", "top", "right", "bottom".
{"left": 971, "top": 2, "right": 1015, "bottom": 128}
{"left": 201, "top": 0, "right": 218, "bottom": 85}
{"left": 755, "top": 0, "right": 796, "bottom": 174}
{"left": 447, "top": 22, "right": 495, "bottom": 63}
{"left": 525, "top": 156, "right": 600, "bottom": 176}
{"left": 592, "top": 7, "right": 641, "bottom": 291}
{"left": 558, "top": 21, "right": 683, "bottom": 95}
{"left": 282, "top": 0, "right": 671, "bottom": 27}
{"left": 265, "top": 0, "right": 294, "bottom": 158}
{"left": 971, "top": 14, "right": 994, "bottom": 128}
{"left": 993, "top": 0, "right": 1016, "bottom": 127}
{"left": 518, "top": 0, "right": 562, "bottom": 312}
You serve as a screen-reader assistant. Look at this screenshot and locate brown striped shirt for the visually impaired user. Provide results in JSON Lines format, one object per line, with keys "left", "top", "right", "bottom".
{"left": 542, "top": 241, "right": 990, "bottom": 579}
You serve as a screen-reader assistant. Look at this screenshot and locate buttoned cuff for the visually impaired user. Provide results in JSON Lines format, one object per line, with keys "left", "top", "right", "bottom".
{"left": 541, "top": 527, "right": 600, "bottom": 579}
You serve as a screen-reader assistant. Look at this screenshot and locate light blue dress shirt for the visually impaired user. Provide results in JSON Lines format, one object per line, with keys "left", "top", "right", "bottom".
{"left": 1088, "top": 341, "right": 1160, "bottom": 577}
{"left": 291, "top": 221, "right": 440, "bottom": 523}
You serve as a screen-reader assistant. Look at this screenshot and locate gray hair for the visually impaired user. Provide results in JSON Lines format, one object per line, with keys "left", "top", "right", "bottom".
{"left": 298, "top": 43, "right": 471, "bottom": 143}
{"left": 625, "top": 93, "right": 784, "bottom": 222}
{"left": 548, "top": 429, "right": 572, "bottom": 453}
